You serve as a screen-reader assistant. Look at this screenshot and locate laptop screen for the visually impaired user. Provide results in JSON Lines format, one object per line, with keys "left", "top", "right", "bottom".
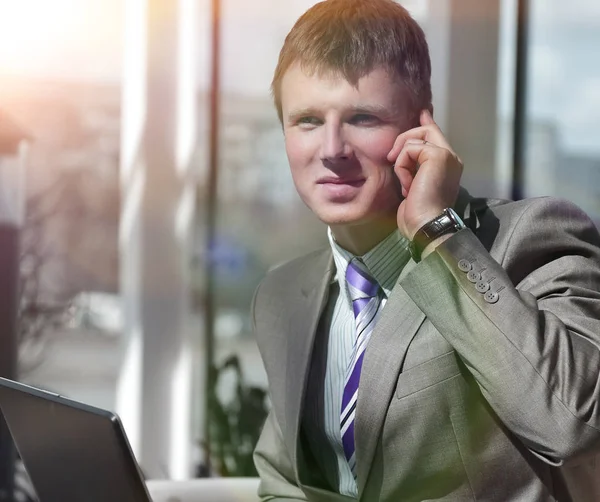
{"left": 0, "top": 378, "right": 151, "bottom": 502}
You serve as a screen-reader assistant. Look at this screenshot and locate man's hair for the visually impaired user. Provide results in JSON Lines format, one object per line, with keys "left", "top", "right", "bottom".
{"left": 271, "top": 0, "right": 432, "bottom": 124}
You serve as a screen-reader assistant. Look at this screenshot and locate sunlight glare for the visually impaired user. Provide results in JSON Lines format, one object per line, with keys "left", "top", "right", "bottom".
{"left": 0, "top": 0, "right": 91, "bottom": 74}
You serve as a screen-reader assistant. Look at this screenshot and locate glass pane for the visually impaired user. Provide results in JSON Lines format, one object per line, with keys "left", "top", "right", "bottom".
{"left": 525, "top": 0, "right": 600, "bottom": 224}
{"left": 0, "top": 0, "right": 123, "bottom": 405}
{"left": 0, "top": 0, "right": 123, "bottom": 495}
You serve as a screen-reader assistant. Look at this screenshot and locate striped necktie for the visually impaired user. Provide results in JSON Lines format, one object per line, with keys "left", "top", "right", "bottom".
{"left": 340, "top": 259, "right": 382, "bottom": 477}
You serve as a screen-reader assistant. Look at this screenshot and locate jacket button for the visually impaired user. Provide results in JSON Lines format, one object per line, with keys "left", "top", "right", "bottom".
{"left": 458, "top": 259, "right": 472, "bottom": 272}
{"left": 467, "top": 270, "right": 481, "bottom": 283}
{"left": 476, "top": 281, "right": 490, "bottom": 293}
{"left": 484, "top": 291, "right": 499, "bottom": 304}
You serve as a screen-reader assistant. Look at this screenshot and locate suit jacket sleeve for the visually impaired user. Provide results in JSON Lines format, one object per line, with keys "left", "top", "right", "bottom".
{"left": 401, "top": 197, "right": 600, "bottom": 465}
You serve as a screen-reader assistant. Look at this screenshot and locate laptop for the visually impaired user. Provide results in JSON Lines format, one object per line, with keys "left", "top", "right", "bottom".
{"left": 0, "top": 377, "right": 153, "bottom": 502}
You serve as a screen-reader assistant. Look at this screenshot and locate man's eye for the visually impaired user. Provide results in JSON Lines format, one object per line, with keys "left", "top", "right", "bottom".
{"left": 297, "top": 117, "right": 321, "bottom": 126}
{"left": 350, "top": 114, "right": 379, "bottom": 125}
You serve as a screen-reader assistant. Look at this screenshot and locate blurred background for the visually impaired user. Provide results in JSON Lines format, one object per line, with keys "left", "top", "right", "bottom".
{"left": 0, "top": 0, "right": 598, "bottom": 498}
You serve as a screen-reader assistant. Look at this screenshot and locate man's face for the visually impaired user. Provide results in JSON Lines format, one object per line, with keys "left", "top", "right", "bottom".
{"left": 280, "top": 64, "right": 413, "bottom": 228}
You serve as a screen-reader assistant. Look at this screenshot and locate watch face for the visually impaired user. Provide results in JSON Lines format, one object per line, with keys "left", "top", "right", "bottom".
{"left": 447, "top": 208, "right": 466, "bottom": 230}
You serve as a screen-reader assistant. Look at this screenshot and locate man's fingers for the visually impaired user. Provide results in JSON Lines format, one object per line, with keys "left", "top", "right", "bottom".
{"left": 420, "top": 109, "right": 435, "bottom": 126}
{"left": 387, "top": 130, "right": 424, "bottom": 161}
{"left": 416, "top": 117, "right": 452, "bottom": 151}
{"left": 393, "top": 139, "right": 458, "bottom": 177}
{"left": 387, "top": 114, "right": 452, "bottom": 162}
{"left": 393, "top": 140, "right": 426, "bottom": 176}
{"left": 395, "top": 164, "right": 414, "bottom": 198}
{"left": 392, "top": 139, "right": 463, "bottom": 205}
{"left": 393, "top": 140, "right": 438, "bottom": 197}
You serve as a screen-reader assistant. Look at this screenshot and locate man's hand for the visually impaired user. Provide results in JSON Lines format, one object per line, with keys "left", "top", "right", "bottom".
{"left": 387, "top": 110, "right": 463, "bottom": 240}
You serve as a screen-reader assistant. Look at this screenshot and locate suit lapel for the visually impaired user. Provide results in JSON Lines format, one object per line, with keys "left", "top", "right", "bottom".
{"left": 355, "top": 259, "right": 426, "bottom": 494}
{"left": 353, "top": 190, "right": 476, "bottom": 492}
{"left": 284, "top": 249, "right": 334, "bottom": 473}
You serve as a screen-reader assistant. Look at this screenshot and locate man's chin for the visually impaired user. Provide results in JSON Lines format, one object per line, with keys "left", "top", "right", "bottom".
{"left": 314, "top": 210, "right": 362, "bottom": 227}
{"left": 315, "top": 210, "right": 397, "bottom": 228}
{"left": 305, "top": 196, "right": 400, "bottom": 227}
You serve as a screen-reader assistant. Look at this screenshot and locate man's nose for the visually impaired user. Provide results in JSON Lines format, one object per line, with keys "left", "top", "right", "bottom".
{"left": 320, "top": 124, "right": 352, "bottom": 162}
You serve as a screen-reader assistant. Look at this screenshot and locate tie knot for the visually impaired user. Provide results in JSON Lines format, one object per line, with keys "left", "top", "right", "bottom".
{"left": 346, "top": 259, "right": 380, "bottom": 302}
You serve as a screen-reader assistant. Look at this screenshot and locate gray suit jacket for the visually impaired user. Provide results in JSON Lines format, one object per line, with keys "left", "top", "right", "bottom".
{"left": 252, "top": 192, "right": 600, "bottom": 501}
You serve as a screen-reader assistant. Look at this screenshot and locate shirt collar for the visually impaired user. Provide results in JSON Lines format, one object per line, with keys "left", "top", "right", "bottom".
{"left": 327, "top": 227, "right": 410, "bottom": 298}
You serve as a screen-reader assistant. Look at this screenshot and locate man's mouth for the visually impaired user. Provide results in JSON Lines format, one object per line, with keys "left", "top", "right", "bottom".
{"left": 316, "top": 176, "right": 366, "bottom": 201}
{"left": 317, "top": 176, "right": 365, "bottom": 187}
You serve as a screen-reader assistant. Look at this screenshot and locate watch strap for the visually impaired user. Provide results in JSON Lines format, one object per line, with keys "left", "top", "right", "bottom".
{"left": 409, "top": 208, "right": 465, "bottom": 262}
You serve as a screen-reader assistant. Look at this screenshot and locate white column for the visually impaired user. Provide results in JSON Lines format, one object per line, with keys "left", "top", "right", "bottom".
{"left": 423, "top": 0, "right": 504, "bottom": 198}
{"left": 118, "top": 0, "right": 198, "bottom": 480}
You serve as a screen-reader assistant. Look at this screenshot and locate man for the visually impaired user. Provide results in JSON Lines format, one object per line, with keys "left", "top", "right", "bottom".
{"left": 252, "top": 0, "right": 600, "bottom": 500}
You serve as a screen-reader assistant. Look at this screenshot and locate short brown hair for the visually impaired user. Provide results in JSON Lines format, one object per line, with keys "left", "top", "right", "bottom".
{"left": 271, "top": 0, "right": 432, "bottom": 124}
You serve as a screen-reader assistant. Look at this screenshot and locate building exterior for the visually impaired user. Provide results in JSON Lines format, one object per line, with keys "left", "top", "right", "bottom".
{"left": 0, "top": 108, "right": 31, "bottom": 502}
{"left": 0, "top": 107, "right": 31, "bottom": 378}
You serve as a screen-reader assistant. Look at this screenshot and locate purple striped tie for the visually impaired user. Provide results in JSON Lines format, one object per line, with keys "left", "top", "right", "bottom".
{"left": 341, "top": 259, "right": 382, "bottom": 477}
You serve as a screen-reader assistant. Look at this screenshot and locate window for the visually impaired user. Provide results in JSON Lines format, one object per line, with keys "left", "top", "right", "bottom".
{"left": 523, "top": 0, "right": 600, "bottom": 224}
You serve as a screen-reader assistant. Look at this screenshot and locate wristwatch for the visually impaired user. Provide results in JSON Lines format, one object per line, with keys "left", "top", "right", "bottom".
{"left": 409, "top": 207, "right": 466, "bottom": 263}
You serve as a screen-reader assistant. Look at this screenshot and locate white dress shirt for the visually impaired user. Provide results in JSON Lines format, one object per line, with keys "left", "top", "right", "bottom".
{"left": 303, "top": 228, "right": 411, "bottom": 497}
